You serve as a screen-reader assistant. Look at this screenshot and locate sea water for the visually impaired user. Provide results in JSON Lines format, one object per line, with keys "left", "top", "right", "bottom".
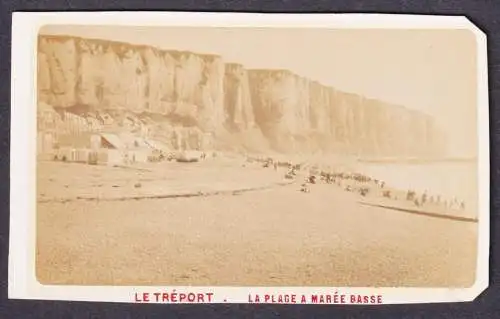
{"left": 356, "top": 160, "right": 479, "bottom": 214}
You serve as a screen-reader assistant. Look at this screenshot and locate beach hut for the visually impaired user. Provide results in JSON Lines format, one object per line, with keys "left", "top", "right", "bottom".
{"left": 90, "top": 134, "right": 102, "bottom": 150}
{"left": 97, "top": 149, "right": 124, "bottom": 166}
{"left": 74, "top": 148, "right": 90, "bottom": 163}
{"left": 97, "top": 133, "right": 127, "bottom": 165}
{"left": 88, "top": 150, "right": 99, "bottom": 165}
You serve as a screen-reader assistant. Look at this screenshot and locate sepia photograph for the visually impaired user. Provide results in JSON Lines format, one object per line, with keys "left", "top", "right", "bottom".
{"left": 9, "top": 12, "right": 489, "bottom": 304}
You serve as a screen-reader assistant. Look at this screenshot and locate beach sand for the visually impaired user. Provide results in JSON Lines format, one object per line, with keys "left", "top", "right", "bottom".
{"left": 36, "top": 159, "right": 478, "bottom": 287}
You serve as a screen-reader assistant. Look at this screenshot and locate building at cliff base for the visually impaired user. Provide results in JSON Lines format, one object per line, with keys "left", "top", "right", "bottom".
{"left": 50, "top": 131, "right": 159, "bottom": 166}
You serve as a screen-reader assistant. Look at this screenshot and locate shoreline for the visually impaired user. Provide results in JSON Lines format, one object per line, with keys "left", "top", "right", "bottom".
{"left": 356, "top": 157, "right": 476, "bottom": 164}
{"left": 37, "top": 153, "right": 477, "bottom": 222}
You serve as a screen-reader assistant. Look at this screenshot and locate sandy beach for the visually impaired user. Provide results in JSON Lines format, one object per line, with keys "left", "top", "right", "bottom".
{"left": 35, "top": 158, "right": 478, "bottom": 288}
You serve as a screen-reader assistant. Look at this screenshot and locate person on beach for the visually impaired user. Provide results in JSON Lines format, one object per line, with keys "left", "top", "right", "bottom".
{"left": 421, "top": 192, "right": 428, "bottom": 206}
{"left": 300, "top": 183, "right": 310, "bottom": 193}
{"left": 407, "top": 190, "right": 415, "bottom": 201}
{"left": 308, "top": 175, "right": 316, "bottom": 184}
{"left": 327, "top": 173, "right": 334, "bottom": 184}
{"left": 359, "top": 187, "right": 369, "bottom": 197}
{"left": 285, "top": 166, "right": 296, "bottom": 180}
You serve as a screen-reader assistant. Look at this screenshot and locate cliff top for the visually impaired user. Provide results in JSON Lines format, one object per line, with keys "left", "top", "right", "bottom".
{"left": 38, "top": 34, "right": 222, "bottom": 60}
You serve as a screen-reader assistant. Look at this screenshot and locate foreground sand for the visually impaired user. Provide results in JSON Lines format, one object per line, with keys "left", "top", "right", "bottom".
{"left": 36, "top": 160, "right": 478, "bottom": 287}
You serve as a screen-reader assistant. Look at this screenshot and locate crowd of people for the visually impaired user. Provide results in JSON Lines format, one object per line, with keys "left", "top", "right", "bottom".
{"left": 249, "top": 156, "right": 467, "bottom": 212}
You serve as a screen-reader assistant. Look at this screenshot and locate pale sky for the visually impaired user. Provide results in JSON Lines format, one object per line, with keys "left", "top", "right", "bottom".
{"left": 40, "top": 25, "right": 478, "bottom": 157}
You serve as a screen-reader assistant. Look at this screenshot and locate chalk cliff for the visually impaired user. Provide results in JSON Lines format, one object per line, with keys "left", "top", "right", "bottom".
{"left": 37, "top": 35, "right": 448, "bottom": 157}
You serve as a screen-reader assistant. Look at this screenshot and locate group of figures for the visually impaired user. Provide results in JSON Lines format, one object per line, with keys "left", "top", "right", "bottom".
{"left": 254, "top": 156, "right": 466, "bottom": 212}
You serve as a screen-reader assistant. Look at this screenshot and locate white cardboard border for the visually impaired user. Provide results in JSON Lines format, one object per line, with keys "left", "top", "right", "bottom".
{"left": 9, "top": 12, "right": 490, "bottom": 305}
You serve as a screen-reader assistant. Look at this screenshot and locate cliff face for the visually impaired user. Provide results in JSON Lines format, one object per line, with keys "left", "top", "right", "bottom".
{"left": 37, "top": 35, "right": 447, "bottom": 157}
{"left": 224, "top": 63, "right": 255, "bottom": 131}
{"left": 38, "top": 36, "right": 225, "bottom": 131}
